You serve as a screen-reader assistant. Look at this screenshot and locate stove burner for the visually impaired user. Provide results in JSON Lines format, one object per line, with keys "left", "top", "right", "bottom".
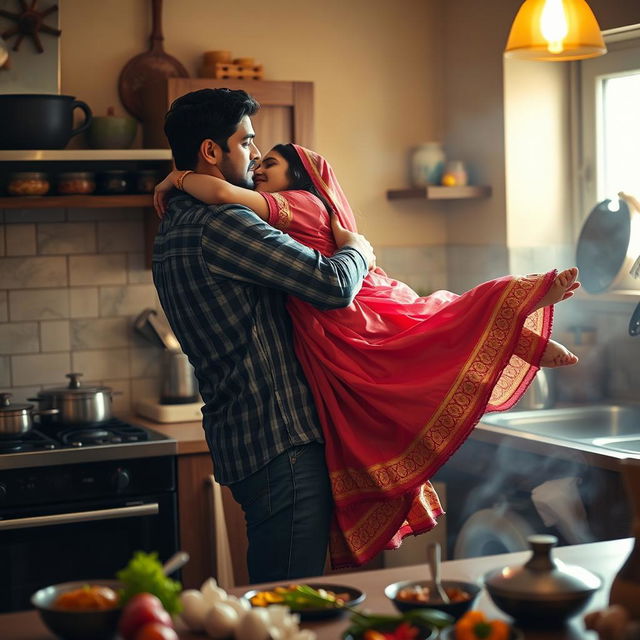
{"left": 0, "top": 430, "right": 58, "bottom": 453}
{"left": 0, "top": 419, "right": 150, "bottom": 454}
{"left": 57, "top": 420, "right": 150, "bottom": 448}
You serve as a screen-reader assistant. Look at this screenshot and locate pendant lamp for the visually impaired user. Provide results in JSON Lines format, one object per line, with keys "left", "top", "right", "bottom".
{"left": 505, "top": 0, "right": 607, "bottom": 61}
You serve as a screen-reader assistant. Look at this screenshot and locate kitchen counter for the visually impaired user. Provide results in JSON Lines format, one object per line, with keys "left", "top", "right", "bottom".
{"left": 1, "top": 538, "right": 632, "bottom": 640}
{"left": 131, "top": 416, "right": 209, "bottom": 455}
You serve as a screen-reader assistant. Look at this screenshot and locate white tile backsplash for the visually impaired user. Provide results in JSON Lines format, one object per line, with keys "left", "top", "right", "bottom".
{"left": 0, "top": 323, "right": 39, "bottom": 354}
{"left": 69, "top": 255, "right": 127, "bottom": 286}
{"left": 0, "top": 291, "right": 7, "bottom": 322}
{"left": 40, "top": 320, "right": 71, "bottom": 352}
{"left": 99, "top": 284, "right": 158, "bottom": 316}
{"left": 128, "top": 253, "right": 154, "bottom": 284}
{"left": 71, "top": 348, "right": 131, "bottom": 380}
{"left": 69, "top": 287, "right": 99, "bottom": 318}
{"left": 38, "top": 222, "right": 97, "bottom": 255}
{"left": 9, "top": 288, "right": 69, "bottom": 321}
{"left": 6, "top": 224, "right": 36, "bottom": 256}
{"left": 0, "top": 355, "right": 9, "bottom": 387}
{"left": 12, "top": 352, "right": 72, "bottom": 386}
{"left": 70, "top": 317, "right": 130, "bottom": 349}
{"left": 0, "top": 256, "right": 67, "bottom": 289}
{"left": 98, "top": 221, "right": 144, "bottom": 253}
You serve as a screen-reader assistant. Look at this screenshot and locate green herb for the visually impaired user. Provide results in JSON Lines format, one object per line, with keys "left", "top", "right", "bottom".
{"left": 116, "top": 551, "right": 182, "bottom": 614}
{"left": 279, "top": 585, "right": 345, "bottom": 609}
{"left": 344, "top": 608, "right": 454, "bottom": 639}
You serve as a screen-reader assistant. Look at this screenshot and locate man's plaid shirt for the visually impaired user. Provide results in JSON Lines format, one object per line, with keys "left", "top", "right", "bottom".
{"left": 152, "top": 194, "right": 367, "bottom": 484}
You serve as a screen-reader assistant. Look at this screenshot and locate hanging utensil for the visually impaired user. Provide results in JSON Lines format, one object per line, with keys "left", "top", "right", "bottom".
{"left": 118, "top": 0, "right": 189, "bottom": 121}
{"left": 428, "top": 542, "right": 450, "bottom": 603}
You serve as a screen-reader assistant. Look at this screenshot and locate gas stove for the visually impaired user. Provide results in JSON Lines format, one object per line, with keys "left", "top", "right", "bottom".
{"left": 0, "top": 417, "right": 177, "bottom": 470}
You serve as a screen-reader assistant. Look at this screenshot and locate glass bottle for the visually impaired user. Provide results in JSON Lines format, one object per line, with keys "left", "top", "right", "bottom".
{"left": 410, "top": 142, "right": 445, "bottom": 187}
{"left": 609, "top": 458, "right": 640, "bottom": 617}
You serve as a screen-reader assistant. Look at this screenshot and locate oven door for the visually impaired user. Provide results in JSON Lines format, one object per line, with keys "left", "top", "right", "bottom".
{"left": 0, "top": 492, "right": 178, "bottom": 613}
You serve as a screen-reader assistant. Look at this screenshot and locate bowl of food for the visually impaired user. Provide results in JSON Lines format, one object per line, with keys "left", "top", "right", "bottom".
{"left": 438, "top": 612, "right": 524, "bottom": 640}
{"left": 384, "top": 580, "right": 480, "bottom": 619}
{"left": 31, "top": 580, "right": 122, "bottom": 640}
{"left": 244, "top": 582, "right": 365, "bottom": 620}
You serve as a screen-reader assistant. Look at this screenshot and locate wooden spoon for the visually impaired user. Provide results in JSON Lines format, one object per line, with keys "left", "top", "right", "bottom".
{"left": 118, "top": 0, "right": 189, "bottom": 121}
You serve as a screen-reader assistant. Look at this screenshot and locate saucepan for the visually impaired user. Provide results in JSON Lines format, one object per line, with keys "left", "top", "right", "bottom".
{"left": 0, "top": 393, "right": 59, "bottom": 436}
{"left": 576, "top": 192, "right": 640, "bottom": 294}
{"left": 28, "top": 372, "right": 118, "bottom": 426}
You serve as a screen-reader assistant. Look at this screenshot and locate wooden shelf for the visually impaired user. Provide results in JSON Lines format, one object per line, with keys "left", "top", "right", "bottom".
{"left": 0, "top": 149, "right": 171, "bottom": 161}
{"left": 386, "top": 185, "right": 492, "bottom": 200}
{"left": 0, "top": 194, "right": 153, "bottom": 209}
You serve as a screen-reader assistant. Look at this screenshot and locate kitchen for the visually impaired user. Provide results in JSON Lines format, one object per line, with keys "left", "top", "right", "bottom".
{"left": 1, "top": 0, "right": 640, "bottom": 638}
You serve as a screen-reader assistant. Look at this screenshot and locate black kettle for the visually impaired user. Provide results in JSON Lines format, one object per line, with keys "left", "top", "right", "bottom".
{"left": 0, "top": 94, "right": 93, "bottom": 149}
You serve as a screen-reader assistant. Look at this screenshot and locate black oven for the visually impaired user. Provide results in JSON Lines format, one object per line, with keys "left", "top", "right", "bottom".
{"left": 0, "top": 423, "right": 178, "bottom": 613}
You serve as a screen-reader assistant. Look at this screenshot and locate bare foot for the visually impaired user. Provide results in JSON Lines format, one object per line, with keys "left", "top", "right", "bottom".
{"left": 540, "top": 339, "right": 579, "bottom": 367}
{"left": 533, "top": 267, "right": 580, "bottom": 311}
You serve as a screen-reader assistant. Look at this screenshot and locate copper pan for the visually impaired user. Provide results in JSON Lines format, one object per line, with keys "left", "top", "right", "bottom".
{"left": 118, "top": 0, "right": 189, "bottom": 121}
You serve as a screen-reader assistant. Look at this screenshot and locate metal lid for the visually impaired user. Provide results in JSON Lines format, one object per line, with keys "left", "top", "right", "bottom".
{"left": 0, "top": 392, "right": 33, "bottom": 413}
{"left": 37, "top": 373, "right": 112, "bottom": 397}
{"left": 484, "top": 535, "right": 601, "bottom": 599}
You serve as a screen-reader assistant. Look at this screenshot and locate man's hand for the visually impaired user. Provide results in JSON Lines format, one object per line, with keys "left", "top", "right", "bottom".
{"left": 331, "top": 215, "right": 376, "bottom": 271}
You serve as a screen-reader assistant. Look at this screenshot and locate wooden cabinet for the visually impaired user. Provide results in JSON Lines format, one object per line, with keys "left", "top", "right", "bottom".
{"left": 177, "top": 451, "right": 250, "bottom": 589}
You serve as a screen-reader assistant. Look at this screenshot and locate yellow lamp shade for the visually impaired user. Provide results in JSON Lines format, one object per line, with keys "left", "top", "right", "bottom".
{"left": 505, "top": 0, "right": 607, "bottom": 61}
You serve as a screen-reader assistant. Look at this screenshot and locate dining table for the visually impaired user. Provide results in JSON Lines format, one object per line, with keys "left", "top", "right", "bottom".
{"left": 1, "top": 538, "right": 632, "bottom": 640}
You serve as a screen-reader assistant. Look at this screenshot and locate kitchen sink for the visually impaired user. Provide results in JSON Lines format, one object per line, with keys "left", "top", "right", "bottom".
{"left": 481, "top": 404, "right": 640, "bottom": 451}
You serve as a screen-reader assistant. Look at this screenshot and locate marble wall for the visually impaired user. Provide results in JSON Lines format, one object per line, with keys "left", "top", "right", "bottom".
{"left": 0, "top": 208, "right": 162, "bottom": 414}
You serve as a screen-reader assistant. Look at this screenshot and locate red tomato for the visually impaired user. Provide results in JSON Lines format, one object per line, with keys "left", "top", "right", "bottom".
{"left": 134, "top": 622, "right": 179, "bottom": 640}
{"left": 118, "top": 593, "right": 173, "bottom": 640}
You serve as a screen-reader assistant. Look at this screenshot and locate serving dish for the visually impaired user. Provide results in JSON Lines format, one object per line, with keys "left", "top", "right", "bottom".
{"left": 384, "top": 579, "right": 480, "bottom": 619}
{"left": 243, "top": 582, "right": 365, "bottom": 620}
{"left": 31, "top": 579, "right": 123, "bottom": 640}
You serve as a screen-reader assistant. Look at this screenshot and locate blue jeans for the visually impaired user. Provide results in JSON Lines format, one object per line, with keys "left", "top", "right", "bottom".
{"left": 229, "top": 442, "right": 333, "bottom": 583}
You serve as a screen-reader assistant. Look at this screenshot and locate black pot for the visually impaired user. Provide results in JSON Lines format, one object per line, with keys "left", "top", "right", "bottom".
{"left": 0, "top": 94, "right": 93, "bottom": 150}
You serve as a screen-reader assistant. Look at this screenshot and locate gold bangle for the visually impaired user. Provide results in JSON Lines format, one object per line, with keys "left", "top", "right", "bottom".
{"left": 176, "top": 170, "right": 194, "bottom": 191}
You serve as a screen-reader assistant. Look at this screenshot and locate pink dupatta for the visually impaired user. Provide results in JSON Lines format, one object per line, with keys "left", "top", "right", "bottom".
{"left": 259, "top": 145, "right": 554, "bottom": 568}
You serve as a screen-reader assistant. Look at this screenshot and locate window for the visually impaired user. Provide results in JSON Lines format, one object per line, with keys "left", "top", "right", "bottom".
{"left": 579, "top": 27, "right": 640, "bottom": 211}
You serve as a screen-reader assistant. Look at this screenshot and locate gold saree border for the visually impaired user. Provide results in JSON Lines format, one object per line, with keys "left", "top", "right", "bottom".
{"left": 270, "top": 192, "right": 292, "bottom": 231}
{"left": 329, "top": 274, "right": 549, "bottom": 503}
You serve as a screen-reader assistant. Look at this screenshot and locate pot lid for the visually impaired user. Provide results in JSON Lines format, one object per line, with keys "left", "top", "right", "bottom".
{"left": 0, "top": 392, "right": 33, "bottom": 413}
{"left": 38, "top": 373, "right": 112, "bottom": 396}
{"left": 576, "top": 197, "right": 631, "bottom": 294}
{"left": 484, "top": 535, "right": 601, "bottom": 598}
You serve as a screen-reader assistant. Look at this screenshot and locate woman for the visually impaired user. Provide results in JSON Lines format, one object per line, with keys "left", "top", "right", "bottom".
{"left": 155, "top": 144, "right": 579, "bottom": 568}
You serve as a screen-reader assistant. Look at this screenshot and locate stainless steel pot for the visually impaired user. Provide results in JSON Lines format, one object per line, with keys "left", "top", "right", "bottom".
{"left": 0, "top": 393, "right": 58, "bottom": 436}
{"left": 484, "top": 534, "right": 602, "bottom": 627}
{"left": 29, "top": 373, "right": 115, "bottom": 425}
{"left": 161, "top": 351, "right": 199, "bottom": 405}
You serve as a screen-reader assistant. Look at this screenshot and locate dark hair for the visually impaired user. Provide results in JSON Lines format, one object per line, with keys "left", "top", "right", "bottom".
{"left": 272, "top": 144, "right": 333, "bottom": 215}
{"left": 164, "top": 88, "right": 260, "bottom": 169}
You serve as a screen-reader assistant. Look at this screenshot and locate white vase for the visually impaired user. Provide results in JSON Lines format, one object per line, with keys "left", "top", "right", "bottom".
{"left": 410, "top": 142, "right": 445, "bottom": 187}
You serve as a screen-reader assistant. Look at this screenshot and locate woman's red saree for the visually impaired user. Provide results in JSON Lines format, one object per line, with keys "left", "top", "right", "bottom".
{"left": 259, "top": 145, "right": 554, "bottom": 568}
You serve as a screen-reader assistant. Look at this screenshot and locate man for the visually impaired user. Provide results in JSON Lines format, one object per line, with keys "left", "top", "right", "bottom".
{"left": 153, "top": 88, "right": 375, "bottom": 583}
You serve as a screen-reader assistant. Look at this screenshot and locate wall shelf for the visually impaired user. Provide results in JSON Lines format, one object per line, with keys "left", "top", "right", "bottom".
{"left": 0, "top": 149, "right": 172, "bottom": 162}
{"left": 0, "top": 194, "right": 153, "bottom": 209}
{"left": 386, "top": 185, "right": 492, "bottom": 200}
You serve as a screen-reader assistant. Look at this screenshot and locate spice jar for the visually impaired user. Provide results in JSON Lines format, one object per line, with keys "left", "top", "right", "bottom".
{"left": 96, "top": 170, "right": 130, "bottom": 195}
{"left": 57, "top": 171, "right": 96, "bottom": 195}
{"left": 135, "top": 169, "right": 158, "bottom": 194}
{"left": 7, "top": 171, "right": 50, "bottom": 196}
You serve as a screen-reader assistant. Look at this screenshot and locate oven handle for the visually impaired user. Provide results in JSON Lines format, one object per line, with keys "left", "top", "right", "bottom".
{"left": 0, "top": 503, "right": 160, "bottom": 531}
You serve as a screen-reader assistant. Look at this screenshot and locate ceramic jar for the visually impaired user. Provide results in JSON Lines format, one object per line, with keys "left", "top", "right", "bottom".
{"left": 7, "top": 171, "right": 50, "bottom": 196}
{"left": 410, "top": 142, "right": 445, "bottom": 187}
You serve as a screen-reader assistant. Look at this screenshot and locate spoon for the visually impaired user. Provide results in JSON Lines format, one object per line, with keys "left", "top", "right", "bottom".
{"left": 428, "top": 542, "right": 450, "bottom": 603}
{"left": 162, "top": 551, "right": 190, "bottom": 576}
